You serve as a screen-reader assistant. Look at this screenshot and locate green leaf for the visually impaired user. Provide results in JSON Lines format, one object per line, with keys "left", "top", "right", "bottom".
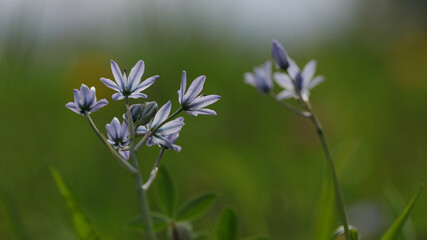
{"left": 315, "top": 174, "right": 336, "bottom": 240}
{"left": 215, "top": 207, "right": 237, "bottom": 240}
{"left": 125, "top": 212, "right": 169, "bottom": 233}
{"left": 176, "top": 192, "right": 218, "bottom": 221}
{"left": 155, "top": 167, "right": 176, "bottom": 217}
{"left": 381, "top": 184, "right": 424, "bottom": 240}
{"left": 49, "top": 166, "right": 100, "bottom": 240}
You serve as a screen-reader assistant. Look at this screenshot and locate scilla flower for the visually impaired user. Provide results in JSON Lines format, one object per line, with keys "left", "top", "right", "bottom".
{"left": 274, "top": 60, "right": 324, "bottom": 101}
{"left": 65, "top": 84, "right": 108, "bottom": 115}
{"left": 178, "top": 71, "right": 221, "bottom": 116}
{"left": 137, "top": 101, "right": 185, "bottom": 151}
{"left": 244, "top": 61, "right": 273, "bottom": 94}
{"left": 106, "top": 117, "right": 130, "bottom": 148}
{"left": 101, "top": 60, "right": 159, "bottom": 101}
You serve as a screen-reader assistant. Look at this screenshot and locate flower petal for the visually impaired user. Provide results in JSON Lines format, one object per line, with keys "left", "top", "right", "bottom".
{"left": 274, "top": 73, "right": 294, "bottom": 90}
{"left": 65, "top": 102, "right": 82, "bottom": 115}
{"left": 100, "top": 77, "right": 120, "bottom": 91}
{"left": 80, "top": 84, "right": 91, "bottom": 106}
{"left": 187, "top": 95, "right": 221, "bottom": 110}
{"left": 186, "top": 108, "right": 217, "bottom": 116}
{"left": 287, "top": 58, "right": 300, "bottom": 80}
{"left": 152, "top": 101, "right": 171, "bottom": 128}
{"left": 183, "top": 75, "right": 206, "bottom": 104}
{"left": 244, "top": 73, "right": 256, "bottom": 87}
{"left": 302, "top": 60, "right": 317, "bottom": 86}
{"left": 128, "top": 92, "right": 147, "bottom": 99}
{"left": 276, "top": 90, "right": 296, "bottom": 100}
{"left": 73, "top": 89, "right": 80, "bottom": 106}
{"left": 307, "top": 75, "right": 324, "bottom": 89}
{"left": 110, "top": 60, "right": 124, "bottom": 90}
{"left": 157, "top": 118, "right": 184, "bottom": 135}
{"left": 128, "top": 60, "right": 145, "bottom": 91}
{"left": 112, "top": 92, "right": 125, "bottom": 101}
{"left": 178, "top": 71, "right": 187, "bottom": 105}
{"left": 89, "top": 99, "right": 108, "bottom": 112}
{"left": 133, "top": 75, "right": 159, "bottom": 92}
{"left": 136, "top": 126, "right": 148, "bottom": 135}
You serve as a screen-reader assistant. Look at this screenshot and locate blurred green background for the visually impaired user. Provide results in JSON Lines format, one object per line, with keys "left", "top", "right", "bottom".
{"left": 0, "top": 0, "right": 426, "bottom": 239}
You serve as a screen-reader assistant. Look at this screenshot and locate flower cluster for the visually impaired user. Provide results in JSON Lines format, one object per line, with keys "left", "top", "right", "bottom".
{"left": 245, "top": 39, "right": 324, "bottom": 102}
{"left": 65, "top": 59, "right": 220, "bottom": 163}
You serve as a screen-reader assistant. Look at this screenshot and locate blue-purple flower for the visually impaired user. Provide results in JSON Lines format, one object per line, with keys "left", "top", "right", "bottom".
{"left": 178, "top": 71, "right": 221, "bottom": 116}
{"left": 65, "top": 84, "right": 108, "bottom": 115}
{"left": 100, "top": 60, "right": 159, "bottom": 101}
{"left": 244, "top": 61, "right": 273, "bottom": 94}
{"left": 137, "top": 101, "right": 184, "bottom": 152}
{"left": 272, "top": 39, "right": 290, "bottom": 70}
{"left": 119, "top": 149, "right": 130, "bottom": 160}
{"left": 274, "top": 60, "right": 324, "bottom": 101}
{"left": 106, "top": 117, "right": 130, "bottom": 148}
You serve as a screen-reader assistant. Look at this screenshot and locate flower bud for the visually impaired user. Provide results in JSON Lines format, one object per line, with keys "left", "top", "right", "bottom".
{"left": 168, "top": 222, "right": 193, "bottom": 240}
{"left": 137, "top": 101, "right": 158, "bottom": 126}
{"left": 272, "top": 39, "right": 290, "bottom": 70}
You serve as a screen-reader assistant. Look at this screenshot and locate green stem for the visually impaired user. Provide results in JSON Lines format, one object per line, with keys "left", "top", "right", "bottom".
{"left": 126, "top": 99, "right": 156, "bottom": 240}
{"left": 285, "top": 74, "right": 352, "bottom": 240}
{"left": 84, "top": 112, "right": 137, "bottom": 174}
{"left": 268, "top": 92, "right": 312, "bottom": 117}
{"left": 306, "top": 103, "right": 351, "bottom": 240}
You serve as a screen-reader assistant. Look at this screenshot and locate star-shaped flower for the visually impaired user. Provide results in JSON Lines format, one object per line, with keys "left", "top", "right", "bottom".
{"left": 106, "top": 117, "right": 130, "bottom": 148}
{"left": 101, "top": 60, "right": 159, "bottom": 101}
{"left": 65, "top": 84, "right": 108, "bottom": 115}
{"left": 136, "top": 101, "right": 185, "bottom": 152}
{"left": 274, "top": 59, "right": 324, "bottom": 101}
{"left": 244, "top": 61, "right": 273, "bottom": 94}
{"left": 178, "top": 71, "right": 221, "bottom": 116}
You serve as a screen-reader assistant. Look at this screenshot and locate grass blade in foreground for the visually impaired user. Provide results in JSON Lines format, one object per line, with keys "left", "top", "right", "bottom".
{"left": 216, "top": 207, "right": 237, "bottom": 240}
{"left": 50, "top": 166, "right": 100, "bottom": 240}
{"left": 381, "top": 184, "right": 424, "bottom": 240}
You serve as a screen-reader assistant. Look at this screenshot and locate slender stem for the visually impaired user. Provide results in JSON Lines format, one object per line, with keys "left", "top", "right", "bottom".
{"left": 269, "top": 92, "right": 312, "bottom": 117}
{"left": 134, "top": 107, "right": 183, "bottom": 151}
{"left": 143, "top": 147, "right": 166, "bottom": 190}
{"left": 125, "top": 99, "right": 156, "bottom": 240}
{"left": 84, "top": 112, "right": 137, "bottom": 174}
{"left": 306, "top": 103, "right": 351, "bottom": 240}
{"left": 285, "top": 73, "right": 352, "bottom": 239}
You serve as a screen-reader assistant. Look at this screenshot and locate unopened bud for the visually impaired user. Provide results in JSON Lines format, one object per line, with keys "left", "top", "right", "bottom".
{"left": 272, "top": 39, "right": 290, "bottom": 70}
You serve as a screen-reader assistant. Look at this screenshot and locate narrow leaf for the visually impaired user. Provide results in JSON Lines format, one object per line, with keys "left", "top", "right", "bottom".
{"left": 125, "top": 212, "right": 169, "bottom": 233}
{"left": 155, "top": 167, "right": 176, "bottom": 217}
{"left": 315, "top": 174, "right": 336, "bottom": 240}
{"left": 49, "top": 166, "right": 100, "bottom": 240}
{"left": 215, "top": 207, "right": 237, "bottom": 240}
{"left": 0, "top": 191, "right": 28, "bottom": 240}
{"left": 381, "top": 184, "right": 424, "bottom": 240}
{"left": 176, "top": 192, "right": 217, "bottom": 221}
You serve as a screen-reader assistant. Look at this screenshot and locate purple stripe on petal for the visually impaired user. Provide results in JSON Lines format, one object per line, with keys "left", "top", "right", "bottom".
{"left": 128, "top": 60, "right": 145, "bottom": 91}
{"left": 100, "top": 78, "right": 120, "bottom": 91}
{"left": 90, "top": 99, "right": 108, "bottom": 112}
{"left": 112, "top": 92, "right": 124, "bottom": 101}
{"left": 152, "top": 101, "right": 171, "bottom": 128}
{"left": 128, "top": 92, "right": 147, "bottom": 99}
{"left": 65, "top": 102, "right": 82, "bottom": 115}
{"left": 187, "top": 108, "right": 217, "bottom": 116}
{"left": 157, "top": 119, "right": 185, "bottom": 135}
{"left": 183, "top": 75, "right": 205, "bottom": 104}
{"left": 73, "top": 89, "right": 80, "bottom": 106}
{"left": 178, "top": 71, "right": 186, "bottom": 105}
{"left": 187, "top": 95, "right": 221, "bottom": 109}
{"left": 110, "top": 60, "right": 124, "bottom": 89}
{"left": 80, "top": 84, "right": 91, "bottom": 106}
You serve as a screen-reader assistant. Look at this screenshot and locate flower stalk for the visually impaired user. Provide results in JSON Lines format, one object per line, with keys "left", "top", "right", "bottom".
{"left": 126, "top": 99, "right": 156, "bottom": 240}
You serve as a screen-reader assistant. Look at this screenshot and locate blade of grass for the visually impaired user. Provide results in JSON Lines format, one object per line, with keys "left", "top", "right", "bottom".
{"left": 49, "top": 166, "right": 100, "bottom": 240}
{"left": 381, "top": 184, "right": 424, "bottom": 240}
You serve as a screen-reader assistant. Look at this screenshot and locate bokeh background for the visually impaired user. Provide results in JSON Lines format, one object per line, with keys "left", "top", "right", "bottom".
{"left": 0, "top": 0, "right": 426, "bottom": 239}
